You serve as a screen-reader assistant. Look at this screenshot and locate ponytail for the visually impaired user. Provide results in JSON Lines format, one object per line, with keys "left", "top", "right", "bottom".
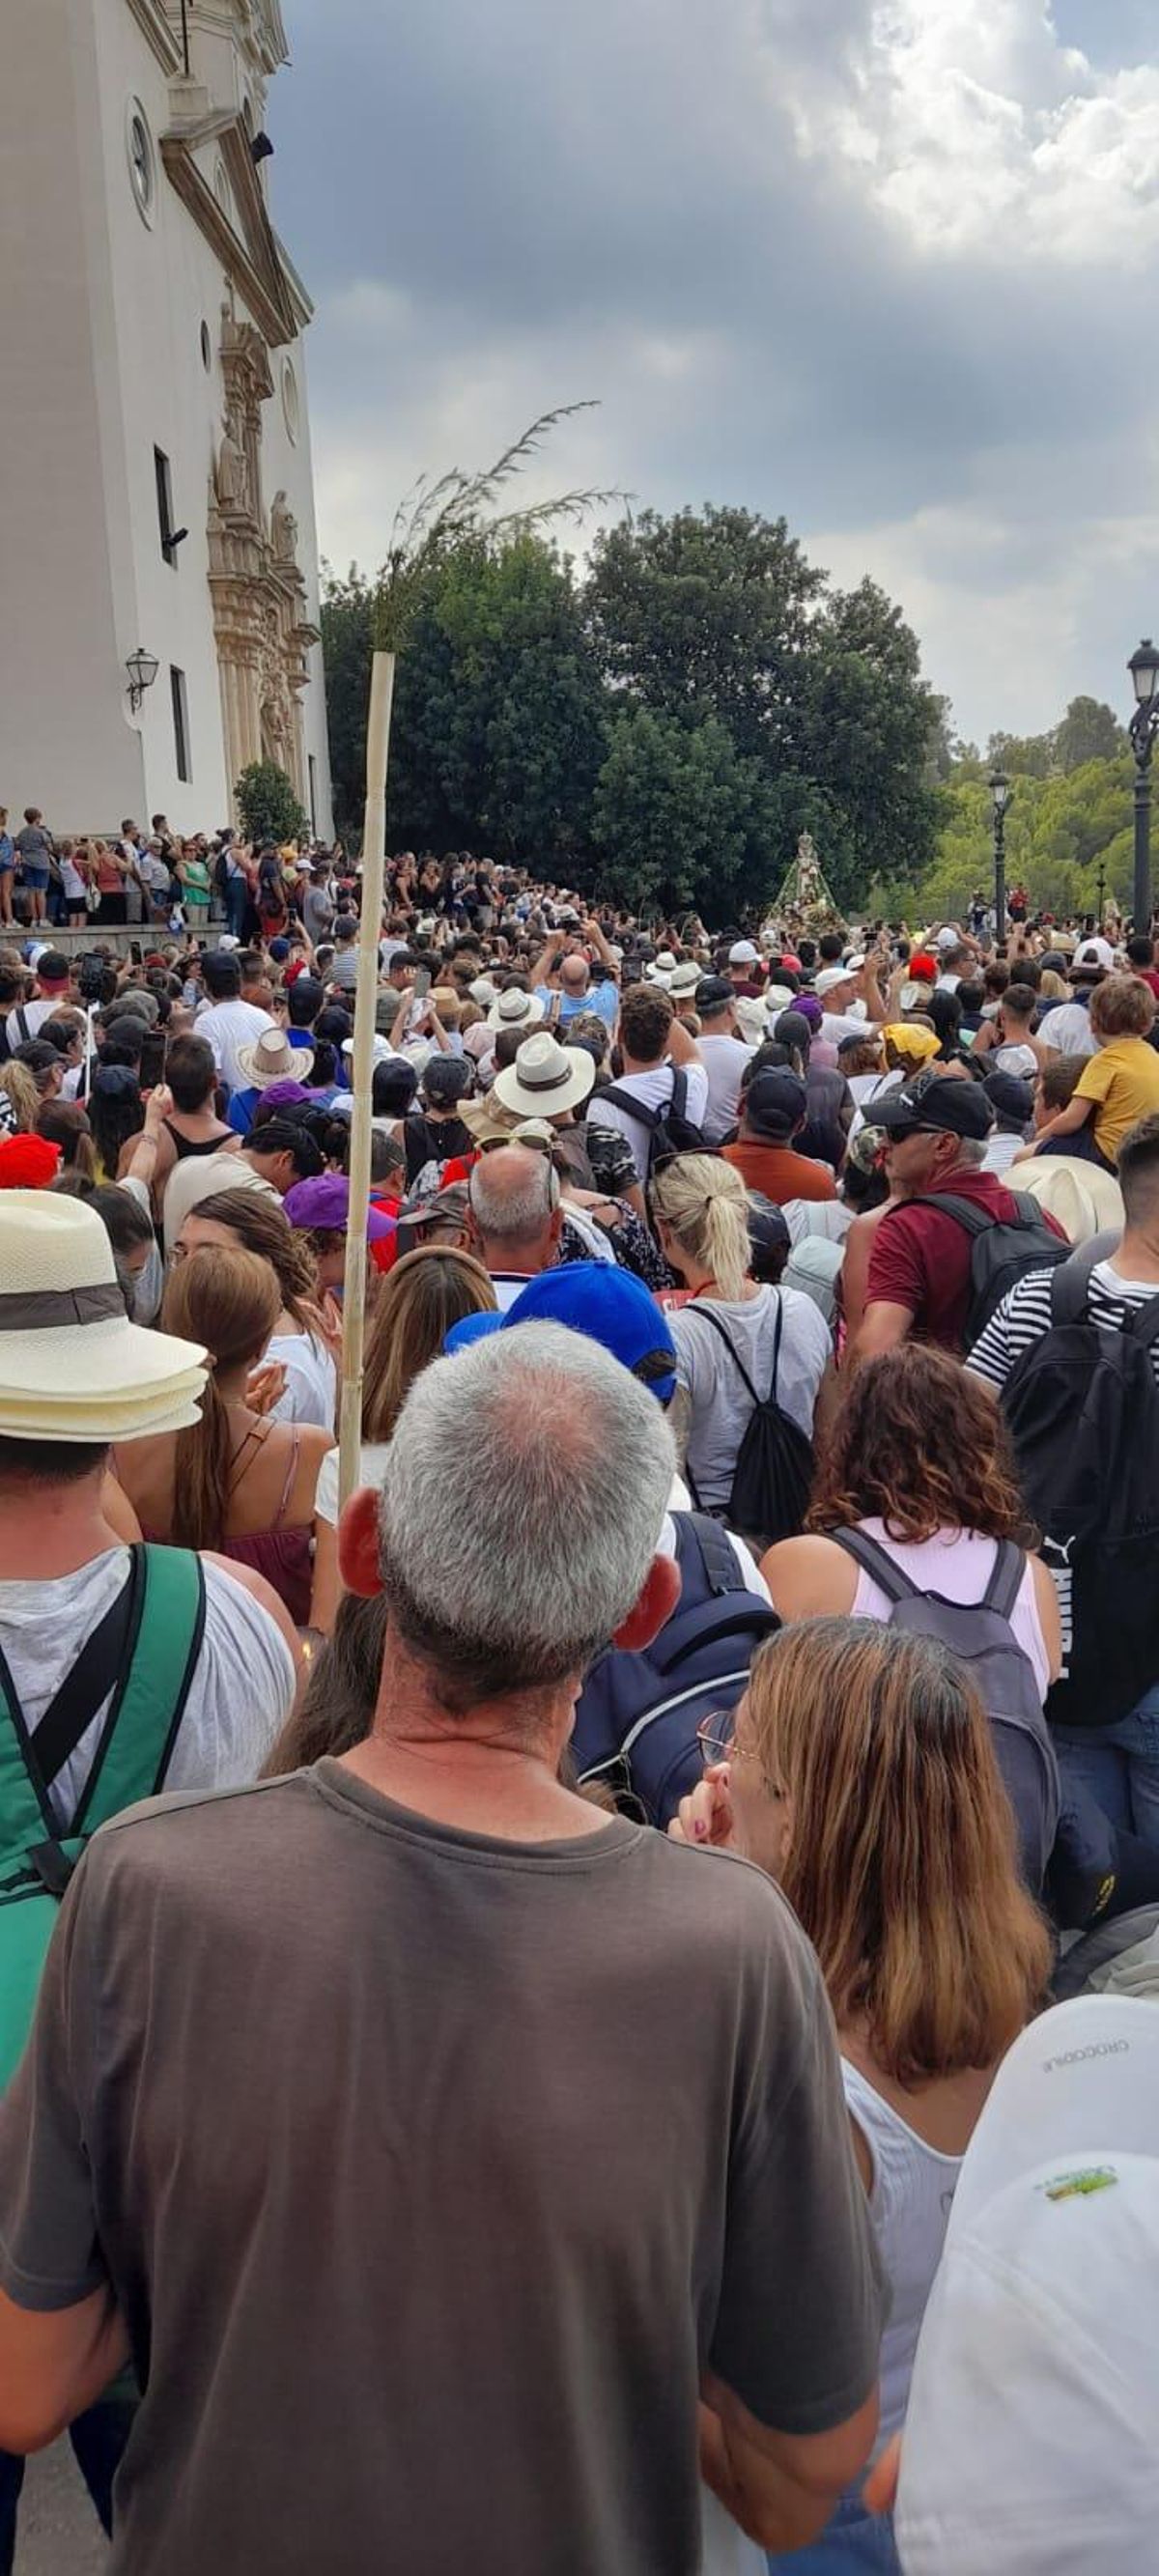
{"left": 170, "top": 1373, "right": 232, "bottom": 1550}
{"left": 650, "top": 1153, "right": 751, "bottom": 1299}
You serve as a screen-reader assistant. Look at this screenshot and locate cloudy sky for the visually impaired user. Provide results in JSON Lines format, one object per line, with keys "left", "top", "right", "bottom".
{"left": 270, "top": 1, "right": 1159, "bottom": 749}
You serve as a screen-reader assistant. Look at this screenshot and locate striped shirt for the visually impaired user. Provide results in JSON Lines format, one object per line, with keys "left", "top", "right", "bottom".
{"left": 967, "top": 1260, "right": 1159, "bottom": 1392}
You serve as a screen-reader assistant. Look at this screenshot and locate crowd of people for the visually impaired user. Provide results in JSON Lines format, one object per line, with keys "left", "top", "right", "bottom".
{"left": 0, "top": 844, "right": 1157, "bottom": 2574}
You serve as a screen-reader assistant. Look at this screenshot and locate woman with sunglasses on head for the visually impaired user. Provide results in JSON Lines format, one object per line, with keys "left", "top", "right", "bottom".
{"left": 675, "top": 1618, "right": 1052, "bottom": 2576}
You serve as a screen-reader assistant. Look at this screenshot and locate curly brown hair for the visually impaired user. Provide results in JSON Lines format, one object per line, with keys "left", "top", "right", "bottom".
{"left": 809, "top": 1345, "right": 1036, "bottom": 1546}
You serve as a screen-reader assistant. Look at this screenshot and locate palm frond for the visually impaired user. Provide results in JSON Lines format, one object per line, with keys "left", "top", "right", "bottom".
{"left": 372, "top": 403, "right": 627, "bottom": 651}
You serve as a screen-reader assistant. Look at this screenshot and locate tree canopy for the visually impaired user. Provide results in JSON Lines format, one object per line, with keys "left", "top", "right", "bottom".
{"left": 322, "top": 499, "right": 941, "bottom": 919}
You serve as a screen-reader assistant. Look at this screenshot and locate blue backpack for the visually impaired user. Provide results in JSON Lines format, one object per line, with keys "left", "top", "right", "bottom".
{"left": 572, "top": 1513, "right": 780, "bottom": 1827}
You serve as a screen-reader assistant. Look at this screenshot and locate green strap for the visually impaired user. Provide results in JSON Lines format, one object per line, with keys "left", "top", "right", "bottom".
{"left": 0, "top": 1547, "right": 205, "bottom": 1890}
{"left": 77, "top": 1546, "right": 205, "bottom": 1833}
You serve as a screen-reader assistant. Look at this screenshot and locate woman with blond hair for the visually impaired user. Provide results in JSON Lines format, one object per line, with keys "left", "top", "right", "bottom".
{"left": 675, "top": 1617, "right": 1052, "bottom": 2573}
{"left": 308, "top": 1245, "right": 496, "bottom": 1631}
{"left": 649, "top": 1151, "right": 832, "bottom": 1542}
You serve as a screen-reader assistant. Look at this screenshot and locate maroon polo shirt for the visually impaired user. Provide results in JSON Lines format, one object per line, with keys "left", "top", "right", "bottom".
{"left": 866, "top": 1164, "right": 1065, "bottom": 1352}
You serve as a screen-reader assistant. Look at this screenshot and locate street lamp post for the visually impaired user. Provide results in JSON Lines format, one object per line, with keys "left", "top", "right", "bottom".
{"left": 1128, "top": 637, "right": 1159, "bottom": 933}
{"left": 988, "top": 768, "right": 1010, "bottom": 945}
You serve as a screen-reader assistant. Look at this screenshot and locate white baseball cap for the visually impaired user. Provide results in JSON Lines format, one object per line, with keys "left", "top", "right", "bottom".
{"left": 815, "top": 964, "right": 858, "bottom": 998}
{"left": 1074, "top": 936, "right": 1116, "bottom": 972}
{"left": 728, "top": 939, "right": 760, "bottom": 966}
{"left": 895, "top": 1995, "right": 1159, "bottom": 2576}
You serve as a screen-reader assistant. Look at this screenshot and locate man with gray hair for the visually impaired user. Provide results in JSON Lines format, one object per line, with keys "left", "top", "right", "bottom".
{"left": 467, "top": 1141, "right": 564, "bottom": 1308}
{"left": 0, "top": 1327, "right": 883, "bottom": 2576}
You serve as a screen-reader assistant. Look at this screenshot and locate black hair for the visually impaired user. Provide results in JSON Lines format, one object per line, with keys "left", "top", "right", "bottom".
{"left": 202, "top": 951, "right": 240, "bottom": 1000}
{"left": 287, "top": 977, "right": 324, "bottom": 1029}
{"left": 372, "top": 1058, "right": 418, "bottom": 1118}
{"left": 315, "top": 1005, "right": 353, "bottom": 1046}
{"left": 0, "top": 1435, "right": 109, "bottom": 1484}
{"left": 1127, "top": 936, "right": 1154, "bottom": 968}
{"left": 246, "top": 1118, "right": 325, "bottom": 1179}
{"left": 165, "top": 1033, "right": 217, "bottom": 1112}
{"left": 86, "top": 1181, "right": 155, "bottom": 1257}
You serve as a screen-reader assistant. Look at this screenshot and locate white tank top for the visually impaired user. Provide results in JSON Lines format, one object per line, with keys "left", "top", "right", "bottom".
{"left": 841, "top": 2058, "right": 963, "bottom": 2445}
{"left": 847, "top": 1518, "right": 1052, "bottom": 1701}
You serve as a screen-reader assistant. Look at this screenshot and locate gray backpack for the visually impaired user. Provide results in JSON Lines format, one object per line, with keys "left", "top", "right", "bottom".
{"left": 834, "top": 1529, "right": 1060, "bottom": 1893}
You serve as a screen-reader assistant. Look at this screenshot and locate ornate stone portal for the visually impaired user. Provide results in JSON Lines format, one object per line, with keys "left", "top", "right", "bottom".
{"left": 207, "top": 306, "right": 318, "bottom": 815}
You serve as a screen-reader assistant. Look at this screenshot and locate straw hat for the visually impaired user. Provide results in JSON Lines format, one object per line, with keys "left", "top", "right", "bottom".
{"left": 1015, "top": 1156, "right": 1125, "bottom": 1246}
{"left": 0, "top": 1192, "right": 208, "bottom": 1442}
{"left": 487, "top": 987, "right": 545, "bottom": 1032}
{"left": 667, "top": 961, "right": 701, "bottom": 999}
{"left": 235, "top": 1027, "right": 314, "bottom": 1088}
{"left": 493, "top": 1031, "right": 596, "bottom": 1120}
{"left": 733, "top": 996, "right": 768, "bottom": 1046}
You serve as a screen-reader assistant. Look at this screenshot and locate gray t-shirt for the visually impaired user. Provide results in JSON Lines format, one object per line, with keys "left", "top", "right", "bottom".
{"left": 671, "top": 1287, "right": 832, "bottom": 1511}
{"left": 0, "top": 1764, "right": 883, "bottom": 2576}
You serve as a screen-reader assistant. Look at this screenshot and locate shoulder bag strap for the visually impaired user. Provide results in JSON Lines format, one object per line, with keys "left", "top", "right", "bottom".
{"left": 829, "top": 1527, "right": 920, "bottom": 1604}
{"left": 982, "top": 1539, "right": 1028, "bottom": 1624}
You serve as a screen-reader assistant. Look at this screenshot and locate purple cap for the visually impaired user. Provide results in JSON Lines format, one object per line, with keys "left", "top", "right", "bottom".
{"left": 795, "top": 992, "right": 824, "bottom": 1030}
{"left": 260, "top": 1079, "right": 314, "bottom": 1113}
{"left": 283, "top": 1174, "right": 394, "bottom": 1239}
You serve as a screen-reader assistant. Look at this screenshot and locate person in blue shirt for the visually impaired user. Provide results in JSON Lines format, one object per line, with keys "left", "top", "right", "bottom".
{"left": 532, "top": 920, "right": 620, "bottom": 1031}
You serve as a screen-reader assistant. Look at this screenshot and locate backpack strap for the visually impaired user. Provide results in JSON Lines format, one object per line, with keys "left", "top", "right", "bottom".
{"left": 674, "top": 1510, "right": 748, "bottom": 1601}
{"left": 599, "top": 1085, "right": 662, "bottom": 1130}
{"left": 0, "top": 1555, "right": 144, "bottom": 1881}
{"left": 982, "top": 1538, "right": 1027, "bottom": 1624}
{"left": 906, "top": 1193, "right": 992, "bottom": 1237}
{"left": 670, "top": 1066, "right": 688, "bottom": 1122}
{"left": 830, "top": 1527, "right": 921, "bottom": 1604}
{"left": 78, "top": 1545, "right": 206, "bottom": 1835}
{"left": 1049, "top": 1232, "right": 1133, "bottom": 1328}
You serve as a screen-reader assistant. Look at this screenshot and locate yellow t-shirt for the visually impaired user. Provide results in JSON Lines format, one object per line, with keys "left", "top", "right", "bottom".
{"left": 1075, "top": 1036, "right": 1159, "bottom": 1164}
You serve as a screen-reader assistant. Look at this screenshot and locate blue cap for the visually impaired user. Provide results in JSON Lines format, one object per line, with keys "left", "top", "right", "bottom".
{"left": 443, "top": 1262, "right": 677, "bottom": 1402}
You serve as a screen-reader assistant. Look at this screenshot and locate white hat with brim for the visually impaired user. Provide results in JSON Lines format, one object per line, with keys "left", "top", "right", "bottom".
{"left": 487, "top": 989, "right": 545, "bottom": 1032}
{"left": 647, "top": 951, "right": 679, "bottom": 984}
{"left": 667, "top": 962, "right": 701, "bottom": 997}
{"left": 0, "top": 1193, "right": 208, "bottom": 1442}
{"left": 235, "top": 1028, "right": 314, "bottom": 1088}
{"left": 493, "top": 1031, "right": 596, "bottom": 1121}
{"left": 733, "top": 996, "right": 768, "bottom": 1046}
{"left": 896, "top": 1996, "right": 1159, "bottom": 2576}
{"left": 1013, "top": 1155, "right": 1124, "bottom": 1245}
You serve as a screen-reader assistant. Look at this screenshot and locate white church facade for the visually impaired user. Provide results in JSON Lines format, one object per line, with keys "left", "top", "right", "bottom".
{"left": 0, "top": 0, "right": 332, "bottom": 839}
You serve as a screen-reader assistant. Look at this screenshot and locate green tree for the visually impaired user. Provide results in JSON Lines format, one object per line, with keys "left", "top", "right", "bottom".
{"left": 587, "top": 505, "right": 824, "bottom": 762}
{"left": 986, "top": 728, "right": 1055, "bottom": 779}
{"left": 235, "top": 759, "right": 308, "bottom": 846}
{"left": 798, "top": 580, "right": 940, "bottom": 904}
{"left": 320, "top": 569, "right": 376, "bottom": 842}
{"left": 591, "top": 706, "right": 770, "bottom": 918}
{"left": 1054, "top": 695, "right": 1127, "bottom": 773}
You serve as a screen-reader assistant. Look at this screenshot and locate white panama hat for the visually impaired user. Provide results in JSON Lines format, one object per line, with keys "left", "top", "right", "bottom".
{"left": 487, "top": 987, "right": 546, "bottom": 1032}
{"left": 492, "top": 1030, "right": 596, "bottom": 1121}
{"left": 0, "top": 1192, "right": 208, "bottom": 1442}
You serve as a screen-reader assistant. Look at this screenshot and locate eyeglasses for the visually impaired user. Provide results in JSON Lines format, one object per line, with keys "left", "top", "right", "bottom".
{"left": 696, "top": 1710, "right": 785, "bottom": 1796}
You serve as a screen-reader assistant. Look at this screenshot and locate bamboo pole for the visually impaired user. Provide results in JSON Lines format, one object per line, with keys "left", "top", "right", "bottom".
{"left": 338, "top": 649, "right": 396, "bottom": 1513}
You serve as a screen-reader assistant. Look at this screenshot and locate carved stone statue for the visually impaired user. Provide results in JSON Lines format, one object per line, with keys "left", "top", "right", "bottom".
{"left": 215, "top": 410, "right": 246, "bottom": 512}
{"left": 269, "top": 489, "right": 298, "bottom": 565}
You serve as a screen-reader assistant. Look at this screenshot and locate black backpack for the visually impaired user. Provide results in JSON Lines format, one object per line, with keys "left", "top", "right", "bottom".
{"left": 572, "top": 1513, "right": 780, "bottom": 1826}
{"left": 684, "top": 1296, "right": 815, "bottom": 1555}
{"left": 911, "top": 1190, "right": 1070, "bottom": 1346}
{"left": 1001, "top": 1240, "right": 1159, "bottom": 1734}
{"left": 599, "top": 1066, "right": 705, "bottom": 1177}
{"left": 833, "top": 1528, "right": 1060, "bottom": 1893}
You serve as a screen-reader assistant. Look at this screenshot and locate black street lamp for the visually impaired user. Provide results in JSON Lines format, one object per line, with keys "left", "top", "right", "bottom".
{"left": 1128, "top": 637, "right": 1159, "bottom": 932}
{"left": 988, "top": 768, "right": 1010, "bottom": 943}
{"left": 1095, "top": 855, "right": 1108, "bottom": 928}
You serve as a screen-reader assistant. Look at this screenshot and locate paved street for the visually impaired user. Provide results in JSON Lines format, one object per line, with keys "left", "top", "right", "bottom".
{"left": 14, "top": 2444, "right": 106, "bottom": 2575}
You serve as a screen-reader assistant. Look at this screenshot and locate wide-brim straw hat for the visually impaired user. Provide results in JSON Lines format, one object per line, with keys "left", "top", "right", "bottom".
{"left": 236, "top": 1027, "right": 314, "bottom": 1088}
{"left": 487, "top": 988, "right": 545, "bottom": 1032}
{"left": 493, "top": 1031, "right": 596, "bottom": 1121}
{"left": 0, "top": 1192, "right": 208, "bottom": 1442}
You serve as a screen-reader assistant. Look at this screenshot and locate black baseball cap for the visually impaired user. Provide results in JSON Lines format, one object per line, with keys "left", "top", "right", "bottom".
{"left": 744, "top": 1069, "right": 807, "bottom": 1140}
{"left": 874, "top": 1070, "right": 994, "bottom": 1142}
{"left": 983, "top": 1068, "right": 1034, "bottom": 1127}
{"left": 695, "top": 975, "right": 734, "bottom": 1014}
